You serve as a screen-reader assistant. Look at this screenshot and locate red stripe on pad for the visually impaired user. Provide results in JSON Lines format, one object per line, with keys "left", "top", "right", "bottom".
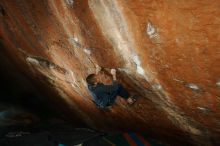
{"left": 123, "top": 133, "right": 137, "bottom": 146}
{"left": 135, "top": 133, "right": 151, "bottom": 146}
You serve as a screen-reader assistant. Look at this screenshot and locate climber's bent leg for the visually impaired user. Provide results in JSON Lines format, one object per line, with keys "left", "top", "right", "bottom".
{"left": 117, "top": 84, "right": 130, "bottom": 99}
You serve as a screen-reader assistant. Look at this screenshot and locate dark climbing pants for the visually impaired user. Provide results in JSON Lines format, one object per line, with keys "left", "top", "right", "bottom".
{"left": 117, "top": 84, "right": 130, "bottom": 99}
{"left": 108, "top": 84, "right": 130, "bottom": 105}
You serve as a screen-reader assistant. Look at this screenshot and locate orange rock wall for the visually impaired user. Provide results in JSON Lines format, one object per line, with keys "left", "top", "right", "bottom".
{"left": 0, "top": 0, "right": 220, "bottom": 145}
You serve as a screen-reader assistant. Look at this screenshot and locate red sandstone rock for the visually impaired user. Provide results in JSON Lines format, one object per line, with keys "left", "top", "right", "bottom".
{"left": 0, "top": 0, "right": 220, "bottom": 145}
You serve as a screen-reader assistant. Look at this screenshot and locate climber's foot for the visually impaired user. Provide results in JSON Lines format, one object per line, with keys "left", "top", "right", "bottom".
{"left": 127, "top": 97, "right": 137, "bottom": 105}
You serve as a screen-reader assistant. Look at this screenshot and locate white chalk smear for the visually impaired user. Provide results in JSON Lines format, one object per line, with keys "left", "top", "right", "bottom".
{"left": 197, "top": 107, "right": 210, "bottom": 113}
{"left": 68, "top": 37, "right": 78, "bottom": 44}
{"left": 187, "top": 83, "right": 200, "bottom": 91}
{"left": 153, "top": 84, "right": 163, "bottom": 90}
{"left": 216, "top": 79, "right": 220, "bottom": 87}
{"left": 147, "top": 22, "right": 156, "bottom": 37}
{"left": 146, "top": 21, "right": 161, "bottom": 43}
{"left": 133, "top": 54, "right": 141, "bottom": 66}
{"left": 137, "top": 66, "right": 145, "bottom": 75}
{"left": 26, "top": 57, "right": 39, "bottom": 65}
{"left": 132, "top": 54, "right": 145, "bottom": 75}
{"left": 65, "top": 0, "right": 74, "bottom": 5}
{"left": 83, "top": 49, "right": 91, "bottom": 55}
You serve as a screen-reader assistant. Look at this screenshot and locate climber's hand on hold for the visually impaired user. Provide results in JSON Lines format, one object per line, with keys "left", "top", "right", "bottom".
{"left": 111, "top": 69, "right": 116, "bottom": 75}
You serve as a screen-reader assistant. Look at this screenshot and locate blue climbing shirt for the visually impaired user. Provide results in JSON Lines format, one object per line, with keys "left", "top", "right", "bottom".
{"left": 88, "top": 80, "right": 119, "bottom": 108}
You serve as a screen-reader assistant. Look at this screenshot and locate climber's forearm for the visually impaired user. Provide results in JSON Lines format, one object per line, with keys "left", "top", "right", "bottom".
{"left": 113, "top": 74, "right": 117, "bottom": 81}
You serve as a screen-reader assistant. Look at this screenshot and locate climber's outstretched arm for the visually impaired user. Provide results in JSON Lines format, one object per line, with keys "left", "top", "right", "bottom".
{"left": 111, "top": 69, "right": 117, "bottom": 81}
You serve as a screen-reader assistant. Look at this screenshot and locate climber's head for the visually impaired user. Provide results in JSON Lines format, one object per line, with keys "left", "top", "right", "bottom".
{"left": 86, "top": 74, "right": 98, "bottom": 86}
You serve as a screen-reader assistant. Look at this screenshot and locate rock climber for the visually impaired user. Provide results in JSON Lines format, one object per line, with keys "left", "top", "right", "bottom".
{"left": 86, "top": 65, "right": 137, "bottom": 108}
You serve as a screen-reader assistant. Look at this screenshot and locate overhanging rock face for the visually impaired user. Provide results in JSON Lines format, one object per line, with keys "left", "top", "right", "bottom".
{"left": 0, "top": 0, "right": 220, "bottom": 145}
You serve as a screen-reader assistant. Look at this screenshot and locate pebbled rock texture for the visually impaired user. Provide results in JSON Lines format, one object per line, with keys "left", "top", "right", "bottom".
{"left": 0, "top": 0, "right": 220, "bottom": 145}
